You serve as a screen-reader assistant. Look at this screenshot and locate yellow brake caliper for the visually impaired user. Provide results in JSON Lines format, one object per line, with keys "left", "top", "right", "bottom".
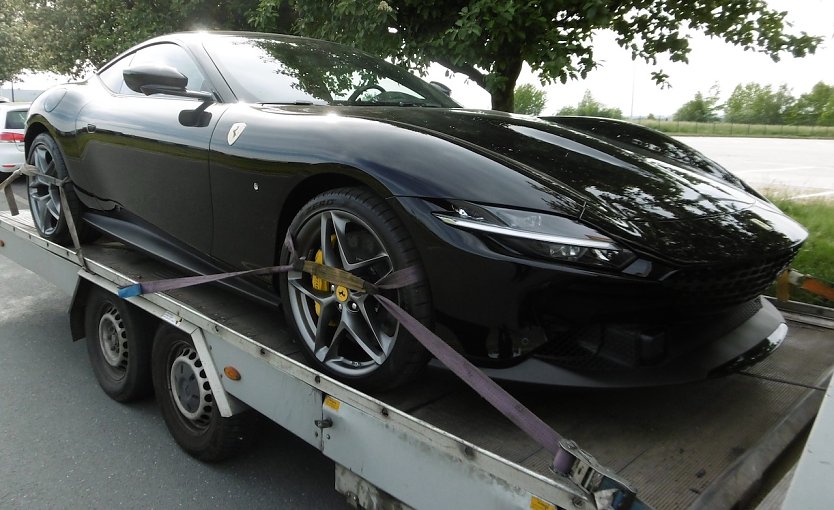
{"left": 311, "top": 234, "right": 339, "bottom": 317}
{"left": 312, "top": 249, "right": 329, "bottom": 316}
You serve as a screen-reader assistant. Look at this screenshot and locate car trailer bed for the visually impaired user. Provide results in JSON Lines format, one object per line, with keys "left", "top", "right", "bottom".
{"left": 1, "top": 202, "right": 832, "bottom": 510}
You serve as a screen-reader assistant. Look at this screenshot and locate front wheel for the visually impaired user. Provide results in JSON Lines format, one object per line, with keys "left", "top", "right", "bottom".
{"left": 151, "top": 326, "right": 253, "bottom": 462}
{"left": 280, "top": 187, "right": 432, "bottom": 391}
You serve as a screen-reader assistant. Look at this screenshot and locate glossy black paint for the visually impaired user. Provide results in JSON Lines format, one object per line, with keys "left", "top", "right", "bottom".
{"left": 25, "top": 31, "right": 807, "bottom": 386}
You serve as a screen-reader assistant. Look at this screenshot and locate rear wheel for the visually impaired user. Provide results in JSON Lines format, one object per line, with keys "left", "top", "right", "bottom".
{"left": 85, "top": 288, "right": 153, "bottom": 402}
{"left": 151, "top": 325, "right": 253, "bottom": 461}
{"left": 280, "top": 187, "right": 431, "bottom": 391}
{"left": 26, "top": 132, "right": 94, "bottom": 244}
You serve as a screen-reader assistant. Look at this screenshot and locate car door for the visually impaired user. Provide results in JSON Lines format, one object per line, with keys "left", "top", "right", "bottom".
{"left": 74, "top": 42, "right": 227, "bottom": 254}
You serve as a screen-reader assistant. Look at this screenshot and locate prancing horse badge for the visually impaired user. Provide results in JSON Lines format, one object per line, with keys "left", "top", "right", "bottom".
{"left": 227, "top": 122, "right": 246, "bottom": 145}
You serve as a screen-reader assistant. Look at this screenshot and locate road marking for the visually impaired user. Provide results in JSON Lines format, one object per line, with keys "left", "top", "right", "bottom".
{"left": 735, "top": 166, "right": 819, "bottom": 174}
{"left": 790, "top": 190, "right": 834, "bottom": 200}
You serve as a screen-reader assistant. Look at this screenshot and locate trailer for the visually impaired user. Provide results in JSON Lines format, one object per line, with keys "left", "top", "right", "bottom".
{"left": 1, "top": 178, "right": 833, "bottom": 509}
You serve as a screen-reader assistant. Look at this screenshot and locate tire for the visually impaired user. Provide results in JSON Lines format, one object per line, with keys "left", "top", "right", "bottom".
{"left": 26, "top": 132, "right": 95, "bottom": 245}
{"left": 151, "top": 325, "right": 253, "bottom": 462}
{"left": 279, "top": 187, "right": 432, "bottom": 391}
{"left": 85, "top": 288, "right": 153, "bottom": 402}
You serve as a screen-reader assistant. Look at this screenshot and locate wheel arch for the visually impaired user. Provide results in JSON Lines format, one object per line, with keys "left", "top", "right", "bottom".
{"left": 272, "top": 170, "right": 390, "bottom": 265}
{"left": 24, "top": 120, "right": 50, "bottom": 158}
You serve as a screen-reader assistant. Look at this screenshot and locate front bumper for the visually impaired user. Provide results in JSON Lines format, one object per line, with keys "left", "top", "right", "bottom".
{"left": 393, "top": 196, "right": 791, "bottom": 387}
{"left": 472, "top": 297, "right": 786, "bottom": 388}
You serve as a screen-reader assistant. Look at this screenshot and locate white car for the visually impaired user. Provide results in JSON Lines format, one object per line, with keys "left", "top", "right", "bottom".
{"left": 0, "top": 103, "right": 29, "bottom": 180}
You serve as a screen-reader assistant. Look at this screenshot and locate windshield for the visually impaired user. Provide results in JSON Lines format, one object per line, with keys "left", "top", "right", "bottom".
{"left": 204, "top": 35, "right": 459, "bottom": 108}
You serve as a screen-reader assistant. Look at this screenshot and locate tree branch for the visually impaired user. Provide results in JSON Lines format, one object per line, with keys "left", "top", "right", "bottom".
{"left": 435, "top": 57, "right": 487, "bottom": 90}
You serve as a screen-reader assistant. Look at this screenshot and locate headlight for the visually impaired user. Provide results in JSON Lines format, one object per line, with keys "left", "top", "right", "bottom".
{"left": 433, "top": 201, "right": 635, "bottom": 269}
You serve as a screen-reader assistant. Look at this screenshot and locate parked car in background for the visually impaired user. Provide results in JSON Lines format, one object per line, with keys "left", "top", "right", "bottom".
{"left": 0, "top": 102, "right": 29, "bottom": 180}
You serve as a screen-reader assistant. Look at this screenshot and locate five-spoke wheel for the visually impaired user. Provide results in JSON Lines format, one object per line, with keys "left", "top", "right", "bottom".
{"left": 26, "top": 132, "right": 94, "bottom": 244}
{"left": 281, "top": 187, "right": 431, "bottom": 390}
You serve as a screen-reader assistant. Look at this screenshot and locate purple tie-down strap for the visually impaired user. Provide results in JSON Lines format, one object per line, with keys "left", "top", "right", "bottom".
{"left": 373, "top": 293, "right": 566, "bottom": 462}
{"left": 118, "top": 263, "right": 298, "bottom": 298}
{"left": 115, "top": 246, "right": 574, "bottom": 475}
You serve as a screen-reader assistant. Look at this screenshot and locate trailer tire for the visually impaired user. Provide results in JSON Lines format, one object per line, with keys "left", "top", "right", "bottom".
{"left": 85, "top": 288, "right": 153, "bottom": 402}
{"left": 151, "top": 325, "right": 253, "bottom": 462}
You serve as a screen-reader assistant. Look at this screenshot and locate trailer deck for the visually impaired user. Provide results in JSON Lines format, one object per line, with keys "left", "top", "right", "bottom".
{"left": 2, "top": 196, "right": 832, "bottom": 509}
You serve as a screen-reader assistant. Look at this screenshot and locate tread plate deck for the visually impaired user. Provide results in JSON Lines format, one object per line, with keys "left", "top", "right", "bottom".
{"left": 3, "top": 205, "right": 832, "bottom": 510}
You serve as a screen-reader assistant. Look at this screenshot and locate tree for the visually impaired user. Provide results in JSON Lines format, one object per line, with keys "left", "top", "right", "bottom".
{"left": 254, "top": 0, "right": 821, "bottom": 112}
{"left": 673, "top": 84, "right": 721, "bottom": 122}
{"left": 724, "top": 83, "right": 794, "bottom": 124}
{"left": 0, "top": 0, "right": 37, "bottom": 84}
{"left": 513, "top": 84, "right": 547, "bottom": 115}
{"left": 557, "top": 91, "right": 622, "bottom": 119}
{"left": 786, "top": 82, "right": 834, "bottom": 125}
{"left": 20, "top": 0, "right": 262, "bottom": 77}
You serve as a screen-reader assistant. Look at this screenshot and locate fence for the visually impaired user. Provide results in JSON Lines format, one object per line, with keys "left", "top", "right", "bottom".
{"left": 634, "top": 119, "right": 834, "bottom": 138}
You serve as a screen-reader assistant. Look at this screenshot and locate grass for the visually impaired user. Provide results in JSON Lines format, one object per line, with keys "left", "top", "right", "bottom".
{"left": 634, "top": 119, "right": 834, "bottom": 139}
{"left": 766, "top": 196, "right": 834, "bottom": 305}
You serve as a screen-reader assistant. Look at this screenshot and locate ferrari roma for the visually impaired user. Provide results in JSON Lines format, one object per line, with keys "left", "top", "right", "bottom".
{"left": 25, "top": 31, "right": 806, "bottom": 390}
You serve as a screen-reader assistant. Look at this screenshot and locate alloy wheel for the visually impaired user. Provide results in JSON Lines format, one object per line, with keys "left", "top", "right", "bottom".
{"left": 27, "top": 144, "right": 62, "bottom": 236}
{"left": 287, "top": 210, "right": 400, "bottom": 377}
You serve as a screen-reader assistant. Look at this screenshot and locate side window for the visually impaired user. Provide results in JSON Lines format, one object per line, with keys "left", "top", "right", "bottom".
{"left": 98, "top": 53, "right": 135, "bottom": 94}
{"left": 131, "top": 43, "right": 208, "bottom": 94}
{"left": 4, "top": 110, "right": 27, "bottom": 129}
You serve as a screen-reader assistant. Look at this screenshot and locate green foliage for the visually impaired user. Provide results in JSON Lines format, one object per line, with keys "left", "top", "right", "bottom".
{"left": 673, "top": 84, "right": 721, "bottom": 122}
{"left": 0, "top": 0, "right": 37, "bottom": 83}
{"left": 19, "top": 0, "right": 260, "bottom": 77}
{"left": 724, "top": 83, "right": 794, "bottom": 124}
{"left": 557, "top": 91, "right": 622, "bottom": 119}
{"left": 767, "top": 197, "right": 834, "bottom": 285}
{"left": 636, "top": 118, "right": 834, "bottom": 139}
{"left": 785, "top": 82, "right": 834, "bottom": 126}
{"left": 254, "top": 0, "right": 821, "bottom": 112}
{"left": 0, "top": 1, "right": 824, "bottom": 113}
{"left": 513, "top": 83, "right": 547, "bottom": 115}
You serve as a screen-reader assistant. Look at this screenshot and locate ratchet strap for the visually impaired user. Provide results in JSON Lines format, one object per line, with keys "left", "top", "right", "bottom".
{"left": 0, "top": 164, "right": 88, "bottom": 270}
{"left": 117, "top": 235, "right": 647, "bottom": 510}
{"left": 3, "top": 164, "right": 647, "bottom": 508}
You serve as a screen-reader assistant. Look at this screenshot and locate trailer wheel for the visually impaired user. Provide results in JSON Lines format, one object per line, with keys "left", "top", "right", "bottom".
{"left": 85, "top": 288, "right": 153, "bottom": 402}
{"left": 151, "top": 325, "right": 252, "bottom": 462}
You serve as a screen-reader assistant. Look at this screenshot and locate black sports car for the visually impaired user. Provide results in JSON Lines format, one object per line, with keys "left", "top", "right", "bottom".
{"left": 25, "top": 31, "right": 806, "bottom": 389}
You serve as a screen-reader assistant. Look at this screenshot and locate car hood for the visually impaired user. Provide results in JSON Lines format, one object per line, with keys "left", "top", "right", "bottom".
{"left": 337, "top": 108, "right": 756, "bottom": 223}
{"left": 244, "top": 105, "right": 805, "bottom": 263}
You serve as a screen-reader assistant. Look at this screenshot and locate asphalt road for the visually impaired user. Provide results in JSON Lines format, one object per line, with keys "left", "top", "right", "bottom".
{"left": 679, "top": 136, "right": 834, "bottom": 200}
{"left": 0, "top": 181, "right": 345, "bottom": 509}
{"left": 0, "top": 135, "right": 832, "bottom": 508}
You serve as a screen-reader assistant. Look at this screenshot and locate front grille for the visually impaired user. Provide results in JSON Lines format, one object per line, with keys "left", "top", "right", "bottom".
{"left": 534, "top": 298, "right": 764, "bottom": 371}
{"left": 661, "top": 247, "right": 798, "bottom": 306}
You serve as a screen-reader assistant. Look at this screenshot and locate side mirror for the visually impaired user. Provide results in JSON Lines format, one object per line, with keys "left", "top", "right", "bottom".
{"left": 123, "top": 64, "right": 213, "bottom": 101}
{"left": 430, "top": 81, "right": 452, "bottom": 96}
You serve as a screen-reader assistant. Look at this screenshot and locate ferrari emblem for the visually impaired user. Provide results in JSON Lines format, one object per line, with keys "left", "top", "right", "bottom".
{"left": 335, "top": 285, "right": 349, "bottom": 302}
{"left": 227, "top": 123, "right": 246, "bottom": 145}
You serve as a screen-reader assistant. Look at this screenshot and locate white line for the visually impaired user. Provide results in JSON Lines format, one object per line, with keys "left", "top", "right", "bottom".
{"left": 790, "top": 190, "right": 834, "bottom": 200}
{"left": 735, "top": 166, "right": 819, "bottom": 175}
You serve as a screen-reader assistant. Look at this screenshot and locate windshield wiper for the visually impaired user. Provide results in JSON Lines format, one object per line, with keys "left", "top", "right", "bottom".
{"left": 261, "top": 100, "right": 326, "bottom": 106}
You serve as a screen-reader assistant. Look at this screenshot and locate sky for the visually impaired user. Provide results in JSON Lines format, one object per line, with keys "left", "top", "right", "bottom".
{"left": 428, "top": 0, "right": 834, "bottom": 117}
{"left": 7, "top": 0, "right": 833, "bottom": 117}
